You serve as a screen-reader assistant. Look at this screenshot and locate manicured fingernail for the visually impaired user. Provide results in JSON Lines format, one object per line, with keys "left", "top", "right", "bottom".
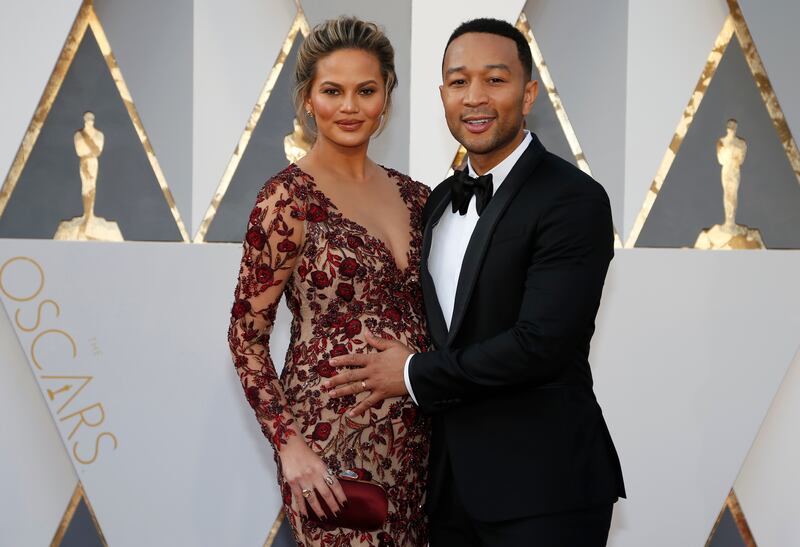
{"left": 329, "top": 389, "right": 337, "bottom": 397}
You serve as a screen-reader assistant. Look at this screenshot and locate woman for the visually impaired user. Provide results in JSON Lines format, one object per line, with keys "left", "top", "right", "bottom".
{"left": 227, "top": 17, "right": 430, "bottom": 547}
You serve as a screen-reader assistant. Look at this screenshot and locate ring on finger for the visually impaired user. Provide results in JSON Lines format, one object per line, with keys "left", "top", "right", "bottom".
{"left": 361, "top": 380, "right": 367, "bottom": 391}
{"left": 324, "top": 474, "right": 334, "bottom": 486}
{"left": 301, "top": 487, "right": 312, "bottom": 498}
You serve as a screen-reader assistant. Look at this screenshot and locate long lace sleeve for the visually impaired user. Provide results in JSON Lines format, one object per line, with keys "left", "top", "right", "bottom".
{"left": 228, "top": 174, "right": 306, "bottom": 451}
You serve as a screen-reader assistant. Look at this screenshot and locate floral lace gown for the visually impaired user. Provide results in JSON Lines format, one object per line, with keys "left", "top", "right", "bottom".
{"left": 228, "top": 164, "right": 430, "bottom": 546}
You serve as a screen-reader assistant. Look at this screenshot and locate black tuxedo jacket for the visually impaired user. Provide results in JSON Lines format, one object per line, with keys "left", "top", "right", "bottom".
{"left": 410, "top": 134, "right": 626, "bottom": 522}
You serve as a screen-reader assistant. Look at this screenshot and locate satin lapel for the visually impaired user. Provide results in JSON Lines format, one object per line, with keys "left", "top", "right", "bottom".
{"left": 420, "top": 184, "right": 452, "bottom": 350}
{"left": 447, "top": 136, "right": 546, "bottom": 344}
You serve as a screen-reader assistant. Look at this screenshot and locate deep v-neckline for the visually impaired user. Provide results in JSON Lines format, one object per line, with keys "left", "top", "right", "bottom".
{"left": 290, "top": 163, "right": 416, "bottom": 273}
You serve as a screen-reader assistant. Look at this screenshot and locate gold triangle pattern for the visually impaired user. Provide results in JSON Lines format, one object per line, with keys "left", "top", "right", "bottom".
{"left": 0, "top": 0, "right": 190, "bottom": 242}
{"left": 705, "top": 488, "right": 757, "bottom": 547}
{"left": 50, "top": 482, "right": 108, "bottom": 547}
{"left": 193, "top": 8, "right": 311, "bottom": 243}
{"left": 625, "top": 0, "right": 800, "bottom": 248}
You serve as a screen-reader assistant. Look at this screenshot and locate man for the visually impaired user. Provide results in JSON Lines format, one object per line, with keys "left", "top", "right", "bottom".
{"left": 325, "top": 18, "right": 625, "bottom": 546}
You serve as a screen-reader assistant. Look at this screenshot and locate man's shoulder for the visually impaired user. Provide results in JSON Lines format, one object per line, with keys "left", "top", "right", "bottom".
{"left": 535, "top": 151, "right": 609, "bottom": 204}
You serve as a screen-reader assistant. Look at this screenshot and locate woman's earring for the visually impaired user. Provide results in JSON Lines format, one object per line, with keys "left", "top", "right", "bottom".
{"left": 306, "top": 110, "right": 314, "bottom": 118}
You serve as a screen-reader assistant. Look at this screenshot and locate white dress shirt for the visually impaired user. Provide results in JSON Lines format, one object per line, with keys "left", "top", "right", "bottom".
{"left": 404, "top": 132, "right": 533, "bottom": 404}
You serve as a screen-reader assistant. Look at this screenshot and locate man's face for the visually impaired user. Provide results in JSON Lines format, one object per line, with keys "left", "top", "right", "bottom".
{"left": 440, "top": 32, "right": 537, "bottom": 155}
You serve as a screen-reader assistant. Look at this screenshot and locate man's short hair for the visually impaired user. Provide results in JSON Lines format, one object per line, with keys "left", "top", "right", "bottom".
{"left": 444, "top": 18, "right": 533, "bottom": 80}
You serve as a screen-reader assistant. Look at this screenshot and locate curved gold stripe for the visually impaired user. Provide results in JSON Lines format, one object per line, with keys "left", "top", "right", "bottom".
{"left": 193, "top": 10, "right": 311, "bottom": 243}
{"left": 516, "top": 13, "right": 592, "bottom": 178}
{"left": 728, "top": 0, "right": 800, "bottom": 187}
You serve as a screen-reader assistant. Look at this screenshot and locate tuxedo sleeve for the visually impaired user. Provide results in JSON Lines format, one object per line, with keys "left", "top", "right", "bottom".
{"left": 408, "top": 184, "right": 614, "bottom": 414}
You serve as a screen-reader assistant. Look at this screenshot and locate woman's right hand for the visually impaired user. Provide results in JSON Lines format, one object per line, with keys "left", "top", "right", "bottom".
{"left": 278, "top": 435, "right": 347, "bottom": 519}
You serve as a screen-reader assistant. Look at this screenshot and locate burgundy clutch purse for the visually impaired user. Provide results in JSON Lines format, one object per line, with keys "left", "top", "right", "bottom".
{"left": 306, "top": 471, "right": 388, "bottom": 531}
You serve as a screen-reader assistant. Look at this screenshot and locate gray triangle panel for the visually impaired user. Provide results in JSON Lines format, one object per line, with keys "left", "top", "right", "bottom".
{"left": 58, "top": 496, "right": 104, "bottom": 547}
{"left": 636, "top": 37, "right": 800, "bottom": 248}
{"left": 0, "top": 27, "right": 182, "bottom": 241}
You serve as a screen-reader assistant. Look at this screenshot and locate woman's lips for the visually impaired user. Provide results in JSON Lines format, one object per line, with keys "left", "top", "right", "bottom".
{"left": 336, "top": 120, "right": 365, "bottom": 131}
{"left": 463, "top": 117, "right": 495, "bottom": 134}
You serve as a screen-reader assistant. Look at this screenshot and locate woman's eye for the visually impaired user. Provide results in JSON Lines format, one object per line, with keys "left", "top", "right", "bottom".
{"left": 359, "top": 88, "right": 376, "bottom": 95}
{"left": 322, "top": 89, "right": 339, "bottom": 95}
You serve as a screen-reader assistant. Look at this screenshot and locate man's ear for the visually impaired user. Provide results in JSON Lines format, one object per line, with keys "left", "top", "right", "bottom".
{"left": 439, "top": 84, "right": 445, "bottom": 103}
{"left": 522, "top": 80, "right": 538, "bottom": 116}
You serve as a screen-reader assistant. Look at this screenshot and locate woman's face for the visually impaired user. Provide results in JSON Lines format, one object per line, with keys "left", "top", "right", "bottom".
{"left": 305, "top": 48, "right": 387, "bottom": 149}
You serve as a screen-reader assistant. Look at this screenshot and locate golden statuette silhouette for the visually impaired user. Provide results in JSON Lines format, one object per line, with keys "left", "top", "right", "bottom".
{"left": 284, "top": 118, "right": 313, "bottom": 164}
{"left": 54, "top": 112, "right": 123, "bottom": 241}
{"left": 694, "top": 119, "right": 764, "bottom": 250}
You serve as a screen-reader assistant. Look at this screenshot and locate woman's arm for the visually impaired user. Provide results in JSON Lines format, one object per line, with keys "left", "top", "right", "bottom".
{"left": 228, "top": 174, "right": 346, "bottom": 518}
{"left": 228, "top": 175, "right": 306, "bottom": 449}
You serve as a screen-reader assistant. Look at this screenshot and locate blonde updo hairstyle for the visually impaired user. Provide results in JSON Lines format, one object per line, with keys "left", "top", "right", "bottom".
{"left": 293, "top": 16, "right": 397, "bottom": 140}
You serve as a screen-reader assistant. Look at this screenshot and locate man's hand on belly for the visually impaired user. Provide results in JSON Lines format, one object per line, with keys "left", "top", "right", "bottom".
{"left": 324, "top": 331, "right": 411, "bottom": 417}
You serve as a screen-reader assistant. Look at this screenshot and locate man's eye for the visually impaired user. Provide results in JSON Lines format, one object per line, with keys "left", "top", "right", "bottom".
{"left": 489, "top": 78, "right": 505, "bottom": 84}
{"left": 450, "top": 79, "right": 466, "bottom": 86}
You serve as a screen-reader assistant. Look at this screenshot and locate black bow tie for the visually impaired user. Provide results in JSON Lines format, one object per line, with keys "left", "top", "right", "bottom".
{"left": 451, "top": 169, "right": 494, "bottom": 216}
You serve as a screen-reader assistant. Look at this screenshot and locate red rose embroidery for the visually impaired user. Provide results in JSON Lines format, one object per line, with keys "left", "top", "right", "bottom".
{"left": 401, "top": 407, "right": 416, "bottom": 429}
{"left": 245, "top": 386, "right": 260, "bottom": 408}
{"left": 255, "top": 265, "right": 274, "bottom": 284}
{"left": 330, "top": 344, "right": 348, "bottom": 357}
{"left": 248, "top": 206, "right": 261, "bottom": 226}
{"left": 316, "top": 360, "right": 336, "bottom": 377}
{"left": 311, "top": 271, "right": 329, "bottom": 289}
{"left": 282, "top": 482, "right": 292, "bottom": 506}
{"left": 277, "top": 239, "right": 297, "bottom": 252}
{"left": 313, "top": 422, "right": 332, "bottom": 441}
{"left": 245, "top": 225, "right": 267, "bottom": 250}
{"left": 383, "top": 307, "right": 402, "bottom": 322}
{"left": 347, "top": 235, "right": 363, "bottom": 249}
{"left": 344, "top": 319, "right": 362, "bottom": 338}
{"left": 307, "top": 204, "right": 328, "bottom": 222}
{"left": 336, "top": 283, "right": 355, "bottom": 302}
{"left": 339, "top": 257, "right": 359, "bottom": 278}
{"left": 231, "top": 299, "right": 251, "bottom": 319}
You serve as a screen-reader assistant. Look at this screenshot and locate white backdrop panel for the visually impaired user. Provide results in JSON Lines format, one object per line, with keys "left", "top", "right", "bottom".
{"left": 592, "top": 249, "right": 800, "bottom": 547}
{"left": 734, "top": 347, "right": 800, "bottom": 546}
{"left": 0, "top": 302, "right": 77, "bottom": 545}
{"left": 0, "top": 240, "right": 282, "bottom": 547}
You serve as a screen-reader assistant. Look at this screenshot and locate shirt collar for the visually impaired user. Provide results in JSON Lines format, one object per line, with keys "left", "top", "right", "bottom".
{"left": 466, "top": 131, "right": 532, "bottom": 195}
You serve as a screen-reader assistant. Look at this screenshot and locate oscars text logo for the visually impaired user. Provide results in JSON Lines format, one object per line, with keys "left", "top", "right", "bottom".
{"left": 1, "top": 256, "right": 118, "bottom": 464}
